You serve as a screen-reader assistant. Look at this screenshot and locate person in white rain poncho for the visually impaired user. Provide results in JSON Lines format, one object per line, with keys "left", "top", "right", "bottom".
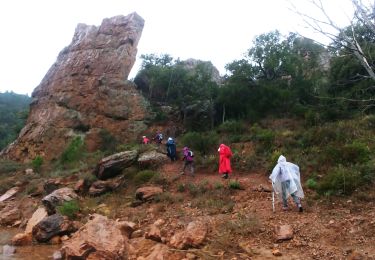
{"left": 269, "top": 155, "right": 304, "bottom": 212}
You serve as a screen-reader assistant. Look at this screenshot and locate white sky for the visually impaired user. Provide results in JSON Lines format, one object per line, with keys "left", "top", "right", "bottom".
{"left": 0, "top": 0, "right": 354, "bottom": 95}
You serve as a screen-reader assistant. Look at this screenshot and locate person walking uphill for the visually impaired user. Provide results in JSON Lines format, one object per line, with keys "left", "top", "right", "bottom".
{"left": 269, "top": 155, "right": 304, "bottom": 212}
{"left": 166, "top": 137, "right": 177, "bottom": 161}
{"left": 181, "top": 147, "right": 194, "bottom": 176}
{"left": 218, "top": 144, "right": 232, "bottom": 179}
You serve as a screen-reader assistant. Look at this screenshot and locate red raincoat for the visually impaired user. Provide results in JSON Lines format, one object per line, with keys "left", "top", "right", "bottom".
{"left": 218, "top": 144, "right": 232, "bottom": 174}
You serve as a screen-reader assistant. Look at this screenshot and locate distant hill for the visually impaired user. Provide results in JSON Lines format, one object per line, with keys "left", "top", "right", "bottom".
{"left": 0, "top": 92, "right": 31, "bottom": 150}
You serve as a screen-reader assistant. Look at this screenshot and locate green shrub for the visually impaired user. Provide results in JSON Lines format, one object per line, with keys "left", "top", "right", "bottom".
{"left": 218, "top": 120, "right": 246, "bottom": 135}
{"left": 317, "top": 166, "right": 361, "bottom": 196}
{"left": 250, "top": 124, "right": 275, "bottom": 152}
{"left": 228, "top": 180, "right": 241, "bottom": 190}
{"left": 181, "top": 131, "right": 219, "bottom": 155}
{"left": 214, "top": 182, "right": 224, "bottom": 189}
{"left": 187, "top": 182, "right": 199, "bottom": 197}
{"left": 323, "top": 142, "right": 370, "bottom": 166}
{"left": 57, "top": 200, "right": 80, "bottom": 219}
{"left": 61, "top": 136, "right": 84, "bottom": 164}
{"left": 305, "top": 178, "right": 317, "bottom": 190}
{"left": 133, "top": 170, "right": 157, "bottom": 185}
{"left": 99, "top": 129, "right": 118, "bottom": 153}
{"left": 177, "top": 183, "right": 186, "bottom": 192}
{"left": 32, "top": 156, "right": 43, "bottom": 172}
{"left": 0, "top": 159, "right": 24, "bottom": 174}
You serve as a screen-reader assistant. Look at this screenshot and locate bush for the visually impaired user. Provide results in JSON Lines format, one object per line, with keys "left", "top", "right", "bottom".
{"left": 32, "top": 156, "right": 43, "bottom": 172}
{"left": 250, "top": 124, "right": 275, "bottom": 152}
{"left": 177, "top": 183, "right": 186, "bottom": 192}
{"left": 61, "top": 136, "right": 84, "bottom": 164}
{"left": 228, "top": 180, "right": 241, "bottom": 190}
{"left": 57, "top": 200, "right": 80, "bottom": 219}
{"left": 187, "top": 183, "right": 199, "bottom": 197}
{"left": 317, "top": 166, "right": 361, "bottom": 196}
{"left": 181, "top": 131, "right": 219, "bottom": 155}
{"left": 218, "top": 120, "right": 246, "bottom": 135}
{"left": 214, "top": 182, "right": 224, "bottom": 189}
{"left": 133, "top": 170, "right": 158, "bottom": 185}
{"left": 305, "top": 178, "right": 317, "bottom": 190}
{"left": 99, "top": 129, "right": 118, "bottom": 153}
{"left": 0, "top": 159, "right": 24, "bottom": 174}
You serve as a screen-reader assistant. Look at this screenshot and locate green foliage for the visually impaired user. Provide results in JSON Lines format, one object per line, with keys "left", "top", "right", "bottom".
{"left": 0, "top": 159, "right": 24, "bottom": 174}
{"left": 133, "top": 170, "right": 158, "bottom": 185}
{"left": 187, "top": 182, "right": 199, "bottom": 197}
{"left": 218, "top": 120, "right": 246, "bottom": 135}
{"left": 228, "top": 180, "right": 241, "bottom": 190}
{"left": 0, "top": 92, "right": 30, "bottom": 150}
{"left": 57, "top": 200, "right": 80, "bottom": 219}
{"left": 181, "top": 131, "right": 219, "bottom": 155}
{"left": 60, "top": 136, "right": 84, "bottom": 164}
{"left": 317, "top": 166, "right": 362, "bottom": 196}
{"left": 99, "top": 129, "right": 118, "bottom": 153}
{"left": 305, "top": 178, "right": 318, "bottom": 190}
{"left": 214, "top": 182, "right": 224, "bottom": 189}
{"left": 31, "top": 156, "right": 43, "bottom": 172}
{"left": 177, "top": 183, "right": 186, "bottom": 192}
{"left": 250, "top": 124, "right": 275, "bottom": 152}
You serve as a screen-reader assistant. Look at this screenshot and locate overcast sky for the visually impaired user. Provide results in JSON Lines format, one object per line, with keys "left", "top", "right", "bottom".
{"left": 0, "top": 0, "right": 354, "bottom": 95}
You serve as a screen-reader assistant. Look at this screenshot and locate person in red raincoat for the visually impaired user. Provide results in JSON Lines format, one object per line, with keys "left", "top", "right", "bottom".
{"left": 218, "top": 143, "right": 232, "bottom": 179}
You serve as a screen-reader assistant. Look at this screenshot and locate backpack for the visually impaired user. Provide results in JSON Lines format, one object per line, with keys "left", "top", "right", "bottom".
{"left": 158, "top": 133, "right": 163, "bottom": 140}
{"left": 188, "top": 150, "right": 194, "bottom": 157}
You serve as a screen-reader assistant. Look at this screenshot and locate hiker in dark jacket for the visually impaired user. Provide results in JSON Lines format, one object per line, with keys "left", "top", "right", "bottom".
{"left": 166, "top": 137, "right": 177, "bottom": 161}
{"left": 153, "top": 131, "right": 163, "bottom": 146}
{"left": 181, "top": 146, "right": 194, "bottom": 176}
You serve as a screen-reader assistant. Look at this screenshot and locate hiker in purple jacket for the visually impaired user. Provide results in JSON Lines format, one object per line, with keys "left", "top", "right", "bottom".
{"left": 181, "top": 146, "right": 194, "bottom": 176}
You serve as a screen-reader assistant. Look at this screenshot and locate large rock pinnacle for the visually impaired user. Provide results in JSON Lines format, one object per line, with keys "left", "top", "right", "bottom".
{"left": 1, "top": 13, "right": 151, "bottom": 162}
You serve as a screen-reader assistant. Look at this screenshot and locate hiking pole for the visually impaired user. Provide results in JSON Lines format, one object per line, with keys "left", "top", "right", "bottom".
{"left": 272, "top": 182, "right": 275, "bottom": 213}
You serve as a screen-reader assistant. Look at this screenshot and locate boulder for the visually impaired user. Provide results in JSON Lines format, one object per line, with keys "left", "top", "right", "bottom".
{"left": 0, "top": 187, "right": 19, "bottom": 202}
{"left": 88, "top": 176, "right": 124, "bottom": 196}
{"left": 94, "top": 150, "right": 138, "bottom": 180}
{"left": 61, "top": 214, "right": 128, "bottom": 259}
{"left": 25, "top": 207, "right": 48, "bottom": 234}
{"left": 137, "top": 150, "right": 169, "bottom": 168}
{"left": 275, "top": 225, "right": 294, "bottom": 242}
{"left": 42, "top": 187, "right": 78, "bottom": 215}
{"left": 32, "top": 214, "right": 78, "bottom": 243}
{"left": 169, "top": 220, "right": 208, "bottom": 249}
{"left": 135, "top": 186, "right": 163, "bottom": 201}
{"left": 0, "top": 203, "right": 21, "bottom": 226}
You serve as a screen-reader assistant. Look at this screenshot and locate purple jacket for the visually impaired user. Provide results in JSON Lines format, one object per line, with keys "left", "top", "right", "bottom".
{"left": 183, "top": 147, "right": 193, "bottom": 162}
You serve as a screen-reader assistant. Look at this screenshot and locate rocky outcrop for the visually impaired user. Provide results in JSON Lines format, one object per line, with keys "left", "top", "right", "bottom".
{"left": 42, "top": 187, "right": 78, "bottom": 215}
{"left": 61, "top": 214, "right": 129, "bottom": 259}
{"left": 1, "top": 13, "right": 151, "bottom": 162}
{"left": 94, "top": 150, "right": 138, "bottom": 179}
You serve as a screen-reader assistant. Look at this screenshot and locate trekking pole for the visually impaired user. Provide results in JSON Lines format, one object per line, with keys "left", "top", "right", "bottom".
{"left": 272, "top": 183, "right": 275, "bottom": 213}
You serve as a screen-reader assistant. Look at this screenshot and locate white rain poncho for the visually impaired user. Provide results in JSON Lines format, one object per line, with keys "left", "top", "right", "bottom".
{"left": 269, "top": 155, "right": 304, "bottom": 201}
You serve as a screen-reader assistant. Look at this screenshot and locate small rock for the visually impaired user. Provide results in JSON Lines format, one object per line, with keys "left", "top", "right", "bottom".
{"left": 11, "top": 233, "right": 32, "bottom": 246}
{"left": 131, "top": 229, "right": 143, "bottom": 238}
{"left": 145, "top": 225, "right": 162, "bottom": 242}
{"left": 329, "top": 220, "right": 335, "bottom": 225}
{"left": 347, "top": 200, "right": 352, "bottom": 203}
{"left": 25, "top": 168, "right": 34, "bottom": 175}
{"left": 154, "top": 219, "right": 165, "bottom": 226}
{"left": 272, "top": 249, "right": 282, "bottom": 256}
{"left": 53, "top": 250, "right": 63, "bottom": 260}
{"left": 3, "top": 245, "right": 16, "bottom": 256}
{"left": 61, "top": 235, "right": 70, "bottom": 241}
{"left": 186, "top": 252, "right": 197, "bottom": 259}
{"left": 275, "top": 225, "right": 293, "bottom": 242}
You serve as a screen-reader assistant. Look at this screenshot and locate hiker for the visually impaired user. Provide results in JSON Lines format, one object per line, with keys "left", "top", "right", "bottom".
{"left": 153, "top": 131, "right": 163, "bottom": 145}
{"left": 181, "top": 146, "right": 194, "bottom": 176}
{"left": 166, "top": 137, "right": 177, "bottom": 161}
{"left": 218, "top": 143, "right": 232, "bottom": 179}
{"left": 142, "top": 136, "right": 150, "bottom": 144}
{"left": 269, "top": 155, "right": 304, "bottom": 212}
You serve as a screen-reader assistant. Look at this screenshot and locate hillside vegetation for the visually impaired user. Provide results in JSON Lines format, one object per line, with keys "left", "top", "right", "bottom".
{"left": 0, "top": 91, "right": 30, "bottom": 150}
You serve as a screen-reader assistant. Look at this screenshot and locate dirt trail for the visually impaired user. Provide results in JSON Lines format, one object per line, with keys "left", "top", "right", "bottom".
{"left": 159, "top": 161, "right": 375, "bottom": 259}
